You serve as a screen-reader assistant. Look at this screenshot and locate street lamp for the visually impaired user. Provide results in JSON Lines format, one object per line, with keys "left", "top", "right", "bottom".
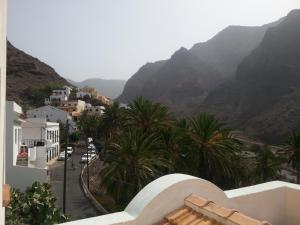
{"left": 86, "top": 136, "right": 90, "bottom": 190}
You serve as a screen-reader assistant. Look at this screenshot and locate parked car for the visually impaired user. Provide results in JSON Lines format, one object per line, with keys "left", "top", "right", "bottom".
{"left": 66, "top": 147, "right": 73, "bottom": 156}
{"left": 80, "top": 154, "right": 93, "bottom": 163}
{"left": 88, "top": 149, "right": 97, "bottom": 155}
{"left": 87, "top": 137, "right": 93, "bottom": 143}
{"left": 58, "top": 152, "right": 68, "bottom": 161}
{"left": 88, "top": 143, "right": 96, "bottom": 149}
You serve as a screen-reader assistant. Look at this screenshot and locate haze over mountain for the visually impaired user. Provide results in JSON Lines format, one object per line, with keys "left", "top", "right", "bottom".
{"left": 7, "top": 41, "right": 70, "bottom": 108}
{"left": 118, "top": 17, "right": 279, "bottom": 113}
{"left": 202, "top": 9, "right": 300, "bottom": 143}
{"left": 68, "top": 78, "right": 126, "bottom": 99}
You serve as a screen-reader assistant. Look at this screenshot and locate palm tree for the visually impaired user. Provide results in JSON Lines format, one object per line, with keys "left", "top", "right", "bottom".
{"left": 78, "top": 111, "right": 100, "bottom": 139}
{"left": 188, "top": 113, "right": 241, "bottom": 187}
{"left": 252, "top": 145, "right": 281, "bottom": 182}
{"left": 99, "top": 128, "right": 169, "bottom": 208}
{"left": 287, "top": 130, "right": 300, "bottom": 184}
{"left": 124, "top": 97, "right": 172, "bottom": 132}
{"left": 158, "top": 126, "right": 190, "bottom": 173}
{"left": 101, "top": 102, "right": 123, "bottom": 141}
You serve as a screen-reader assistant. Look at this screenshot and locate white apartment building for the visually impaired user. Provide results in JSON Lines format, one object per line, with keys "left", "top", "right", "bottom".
{"left": 5, "top": 102, "right": 47, "bottom": 191}
{"left": 26, "top": 105, "right": 77, "bottom": 132}
{"left": 22, "top": 118, "right": 60, "bottom": 163}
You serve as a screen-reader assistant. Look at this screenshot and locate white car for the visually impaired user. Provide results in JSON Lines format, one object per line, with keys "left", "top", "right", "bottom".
{"left": 80, "top": 154, "right": 94, "bottom": 163}
{"left": 88, "top": 143, "right": 96, "bottom": 149}
{"left": 58, "top": 152, "right": 68, "bottom": 161}
{"left": 87, "top": 137, "right": 93, "bottom": 143}
{"left": 88, "top": 149, "right": 96, "bottom": 155}
{"left": 66, "top": 147, "right": 73, "bottom": 156}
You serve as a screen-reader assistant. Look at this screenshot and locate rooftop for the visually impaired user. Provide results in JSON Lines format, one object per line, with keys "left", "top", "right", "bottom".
{"left": 156, "top": 194, "right": 270, "bottom": 225}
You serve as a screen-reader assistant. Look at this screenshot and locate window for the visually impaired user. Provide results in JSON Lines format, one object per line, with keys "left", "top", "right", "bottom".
{"left": 14, "top": 128, "right": 17, "bottom": 144}
{"left": 18, "top": 128, "right": 21, "bottom": 144}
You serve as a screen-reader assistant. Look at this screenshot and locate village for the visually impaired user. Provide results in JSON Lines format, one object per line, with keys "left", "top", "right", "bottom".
{"left": 5, "top": 85, "right": 112, "bottom": 191}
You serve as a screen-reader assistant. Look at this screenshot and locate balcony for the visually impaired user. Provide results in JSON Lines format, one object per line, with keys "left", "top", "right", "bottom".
{"left": 22, "top": 139, "right": 46, "bottom": 148}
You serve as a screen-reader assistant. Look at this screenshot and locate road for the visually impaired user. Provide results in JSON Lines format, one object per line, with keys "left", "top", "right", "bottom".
{"left": 49, "top": 144, "right": 101, "bottom": 221}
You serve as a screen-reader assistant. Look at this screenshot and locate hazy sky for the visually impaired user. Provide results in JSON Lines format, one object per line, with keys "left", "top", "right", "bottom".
{"left": 7, "top": 0, "right": 300, "bottom": 81}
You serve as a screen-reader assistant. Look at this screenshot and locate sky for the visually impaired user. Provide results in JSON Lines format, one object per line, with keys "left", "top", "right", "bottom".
{"left": 7, "top": 0, "right": 300, "bottom": 81}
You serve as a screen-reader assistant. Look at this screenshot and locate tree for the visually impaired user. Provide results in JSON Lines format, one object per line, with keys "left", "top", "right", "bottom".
{"left": 252, "top": 145, "right": 281, "bottom": 182}
{"left": 99, "top": 128, "right": 169, "bottom": 209}
{"left": 6, "top": 182, "right": 68, "bottom": 225}
{"left": 188, "top": 113, "right": 241, "bottom": 187}
{"left": 287, "top": 130, "right": 300, "bottom": 183}
{"left": 124, "top": 97, "right": 172, "bottom": 133}
{"left": 69, "top": 131, "right": 80, "bottom": 143}
{"left": 158, "top": 126, "right": 190, "bottom": 173}
{"left": 100, "top": 102, "right": 123, "bottom": 141}
{"left": 78, "top": 111, "right": 100, "bottom": 140}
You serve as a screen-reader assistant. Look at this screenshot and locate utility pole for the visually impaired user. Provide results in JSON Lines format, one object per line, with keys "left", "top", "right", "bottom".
{"left": 86, "top": 136, "right": 90, "bottom": 190}
{"left": 63, "top": 119, "right": 69, "bottom": 214}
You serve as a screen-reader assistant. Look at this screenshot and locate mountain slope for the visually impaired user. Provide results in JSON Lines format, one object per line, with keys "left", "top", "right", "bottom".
{"left": 7, "top": 41, "right": 70, "bottom": 107}
{"left": 202, "top": 9, "right": 300, "bottom": 143}
{"left": 118, "top": 21, "right": 276, "bottom": 109}
{"left": 68, "top": 78, "right": 126, "bottom": 99}
{"left": 190, "top": 22, "right": 279, "bottom": 78}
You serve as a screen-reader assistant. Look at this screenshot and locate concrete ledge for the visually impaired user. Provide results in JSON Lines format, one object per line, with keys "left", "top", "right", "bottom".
{"left": 80, "top": 157, "right": 109, "bottom": 214}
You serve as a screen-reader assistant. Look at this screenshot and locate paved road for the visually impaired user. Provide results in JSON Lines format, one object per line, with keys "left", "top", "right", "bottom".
{"left": 49, "top": 145, "right": 101, "bottom": 221}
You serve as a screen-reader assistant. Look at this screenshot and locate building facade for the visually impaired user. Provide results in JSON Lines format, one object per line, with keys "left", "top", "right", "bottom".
{"left": 58, "top": 100, "right": 86, "bottom": 121}
{"left": 22, "top": 118, "right": 60, "bottom": 163}
{"left": 86, "top": 105, "right": 105, "bottom": 116}
{"left": 26, "top": 105, "right": 77, "bottom": 131}
{"left": 5, "top": 102, "right": 47, "bottom": 191}
{"left": 45, "top": 86, "right": 72, "bottom": 105}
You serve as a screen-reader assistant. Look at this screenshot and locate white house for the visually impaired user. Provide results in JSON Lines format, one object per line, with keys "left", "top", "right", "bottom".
{"left": 76, "top": 90, "right": 91, "bottom": 99}
{"left": 45, "top": 86, "right": 72, "bottom": 105}
{"left": 58, "top": 100, "right": 86, "bottom": 121}
{"left": 86, "top": 105, "right": 105, "bottom": 116}
{"left": 26, "top": 105, "right": 77, "bottom": 132}
{"left": 22, "top": 118, "right": 60, "bottom": 163}
{"left": 5, "top": 101, "right": 47, "bottom": 191}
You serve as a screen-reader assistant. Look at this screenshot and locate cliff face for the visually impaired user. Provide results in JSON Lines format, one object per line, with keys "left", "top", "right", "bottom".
{"left": 118, "top": 21, "right": 274, "bottom": 114}
{"left": 7, "top": 41, "right": 70, "bottom": 107}
{"left": 202, "top": 10, "right": 300, "bottom": 143}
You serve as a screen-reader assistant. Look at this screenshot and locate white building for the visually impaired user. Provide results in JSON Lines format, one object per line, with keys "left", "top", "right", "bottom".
{"left": 45, "top": 86, "right": 72, "bottom": 105}
{"left": 86, "top": 105, "right": 105, "bottom": 116}
{"left": 62, "top": 174, "right": 300, "bottom": 225}
{"left": 5, "top": 102, "right": 47, "bottom": 191}
{"left": 58, "top": 100, "right": 86, "bottom": 121}
{"left": 26, "top": 105, "right": 77, "bottom": 132}
{"left": 0, "top": 1, "right": 7, "bottom": 220}
{"left": 76, "top": 90, "right": 91, "bottom": 99}
{"left": 22, "top": 118, "right": 60, "bottom": 163}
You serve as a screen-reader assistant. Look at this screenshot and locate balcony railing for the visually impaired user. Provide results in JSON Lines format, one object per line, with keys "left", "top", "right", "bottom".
{"left": 22, "top": 139, "right": 46, "bottom": 148}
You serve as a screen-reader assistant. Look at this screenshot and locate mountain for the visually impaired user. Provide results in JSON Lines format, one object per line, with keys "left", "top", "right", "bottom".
{"left": 68, "top": 78, "right": 126, "bottom": 99}
{"left": 118, "top": 20, "right": 277, "bottom": 111}
{"left": 201, "top": 9, "right": 300, "bottom": 143}
{"left": 7, "top": 41, "right": 70, "bottom": 108}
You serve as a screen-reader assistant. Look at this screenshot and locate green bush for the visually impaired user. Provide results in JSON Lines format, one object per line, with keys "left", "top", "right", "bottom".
{"left": 5, "top": 182, "right": 69, "bottom": 225}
